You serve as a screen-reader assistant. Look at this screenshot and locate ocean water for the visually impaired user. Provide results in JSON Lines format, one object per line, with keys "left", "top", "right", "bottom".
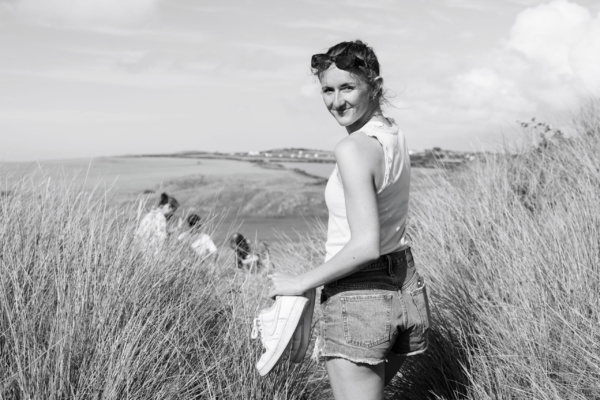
{"left": 212, "top": 215, "right": 327, "bottom": 244}
{"left": 0, "top": 157, "right": 291, "bottom": 195}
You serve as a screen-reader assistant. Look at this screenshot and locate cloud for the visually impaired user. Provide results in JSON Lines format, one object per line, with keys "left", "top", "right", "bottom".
{"left": 399, "top": 0, "right": 600, "bottom": 152}
{"left": 507, "top": 0, "right": 600, "bottom": 92}
{"left": 12, "top": 0, "right": 161, "bottom": 27}
{"left": 452, "top": 68, "right": 536, "bottom": 119}
{"left": 444, "top": 0, "right": 600, "bottom": 131}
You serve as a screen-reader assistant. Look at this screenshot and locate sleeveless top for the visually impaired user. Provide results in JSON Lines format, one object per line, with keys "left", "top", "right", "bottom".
{"left": 324, "top": 118, "right": 411, "bottom": 262}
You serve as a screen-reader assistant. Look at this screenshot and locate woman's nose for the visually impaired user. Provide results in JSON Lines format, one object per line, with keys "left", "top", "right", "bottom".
{"left": 332, "top": 91, "right": 345, "bottom": 109}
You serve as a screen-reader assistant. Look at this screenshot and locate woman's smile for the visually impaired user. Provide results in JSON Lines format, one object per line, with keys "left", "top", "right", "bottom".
{"left": 333, "top": 107, "right": 352, "bottom": 116}
{"left": 319, "top": 65, "right": 374, "bottom": 132}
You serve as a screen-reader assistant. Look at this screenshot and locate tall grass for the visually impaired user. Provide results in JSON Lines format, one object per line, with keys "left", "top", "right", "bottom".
{"left": 2, "top": 100, "right": 599, "bottom": 399}
{"left": 394, "top": 100, "right": 600, "bottom": 399}
{"left": 0, "top": 177, "right": 323, "bottom": 399}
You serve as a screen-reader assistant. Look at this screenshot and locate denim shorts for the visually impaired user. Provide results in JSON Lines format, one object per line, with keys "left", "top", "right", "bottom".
{"left": 315, "top": 247, "right": 431, "bottom": 365}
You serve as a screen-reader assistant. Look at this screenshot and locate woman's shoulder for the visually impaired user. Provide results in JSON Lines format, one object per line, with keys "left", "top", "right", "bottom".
{"left": 334, "top": 131, "right": 383, "bottom": 170}
{"left": 335, "top": 132, "right": 370, "bottom": 152}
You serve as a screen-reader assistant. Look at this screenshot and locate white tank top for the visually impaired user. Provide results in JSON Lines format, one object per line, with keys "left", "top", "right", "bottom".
{"left": 324, "top": 118, "right": 410, "bottom": 262}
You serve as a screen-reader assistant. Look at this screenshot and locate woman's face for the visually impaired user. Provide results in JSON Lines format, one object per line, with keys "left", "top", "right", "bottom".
{"left": 319, "top": 65, "right": 374, "bottom": 132}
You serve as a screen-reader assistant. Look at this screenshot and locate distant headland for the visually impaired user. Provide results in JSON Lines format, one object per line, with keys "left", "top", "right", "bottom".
{"left": 125, "top": 147, "right": 483, "bottom": 169}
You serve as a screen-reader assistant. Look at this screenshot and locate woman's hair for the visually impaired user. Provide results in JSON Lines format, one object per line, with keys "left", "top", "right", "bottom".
{"left": 230, "top": 233, "right": 250, "bottom": 252}
{"left": 187, "top": 213, "right": 201, "bottom": 228}
{"left": 311, "top": 40, "right": 385, "bottom": 105}
{"left": 158, "top": 192, "right": 179, "bottom": 211}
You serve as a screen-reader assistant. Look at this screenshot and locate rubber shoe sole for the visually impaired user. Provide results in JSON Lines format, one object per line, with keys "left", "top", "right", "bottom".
{"left": 256, "top": 296, "right": 308, "bottom": 376}
{"left": 290, "top": 288, "right": 316, "bottom": 363}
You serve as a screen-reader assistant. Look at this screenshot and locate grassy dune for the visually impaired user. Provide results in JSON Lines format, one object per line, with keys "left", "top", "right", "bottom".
{"left": 0, "top": 181, "right": 327, "bottom": 399}
{"left": 399, "top": 102, "right": 600, "bottom": 399}
{"left": 1, "top": 101, "right": 599, "bottom": 399}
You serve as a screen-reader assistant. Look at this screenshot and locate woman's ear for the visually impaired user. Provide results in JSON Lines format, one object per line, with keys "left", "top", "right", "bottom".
{"left": 372, "top": 76, "right": 384, "bottom": 97}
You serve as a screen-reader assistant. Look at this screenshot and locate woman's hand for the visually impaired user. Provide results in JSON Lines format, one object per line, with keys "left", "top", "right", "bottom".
{"left": 268, "top": 272, "right": 308, "bottom": 298}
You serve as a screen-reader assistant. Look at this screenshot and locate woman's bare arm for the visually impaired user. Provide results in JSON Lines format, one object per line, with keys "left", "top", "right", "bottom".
{"left": 269, "top": 133, "right": 383, "bottom": 297}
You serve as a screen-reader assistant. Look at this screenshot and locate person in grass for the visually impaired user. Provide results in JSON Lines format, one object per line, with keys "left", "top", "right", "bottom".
{"left": 268, "top": 40, "right": 432, "bottom": 399}
{"left": 229, "top": 232, "right": 260, "bottom": 269}
{"left": 178, "top": 213, "right": 218, "bottom": 261}
{"left": 135, "top": 192, "right": 179, "bottom": 255}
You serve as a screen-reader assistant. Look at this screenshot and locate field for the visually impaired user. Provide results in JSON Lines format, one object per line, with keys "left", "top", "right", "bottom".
{"left": 277, "top": 162, "right": 334, "bottom": 179}
{"left": 1, "top": 101, "right": 599, "bottom": 399}
{"left": 1, "top": 157, "right": 334, "bottom": 243}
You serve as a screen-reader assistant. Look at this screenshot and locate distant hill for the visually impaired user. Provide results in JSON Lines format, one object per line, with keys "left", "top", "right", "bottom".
{"left": 125, "top": 147, "right": 484, "bottom": 169}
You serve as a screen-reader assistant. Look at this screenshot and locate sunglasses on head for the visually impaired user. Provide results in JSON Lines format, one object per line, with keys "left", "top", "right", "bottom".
{"left": 311, "top": 53, "right": 365, "bottom": 70}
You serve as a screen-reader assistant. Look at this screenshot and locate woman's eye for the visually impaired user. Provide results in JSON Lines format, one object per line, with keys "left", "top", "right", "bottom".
{"left": 342, "top": 86, "right": 354, "bottom": 91}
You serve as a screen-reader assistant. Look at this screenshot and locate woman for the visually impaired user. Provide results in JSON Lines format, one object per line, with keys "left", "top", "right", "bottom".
{"left": 229, "top": 232, "right": 252, "bottom": 268}
{"left": 178, "top": 214, "right": 218, "bottom": 261}
{"left": 230, "top": 232, "right": 263, "bottom": 269}
{"left": 134, "top": 192, "right": 179, "bottom": 255}
{"left": 268, "top": 40, "right": 431, "bottom": 399}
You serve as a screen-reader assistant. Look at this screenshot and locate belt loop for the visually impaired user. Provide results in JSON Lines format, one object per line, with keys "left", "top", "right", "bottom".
{"left": 386, "top": 254, "right": 394, "bottom": 277}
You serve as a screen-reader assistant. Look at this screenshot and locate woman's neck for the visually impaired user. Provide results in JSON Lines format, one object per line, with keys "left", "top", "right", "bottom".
{"left": 346, "top": 107, "right": 387, "bottom": 134}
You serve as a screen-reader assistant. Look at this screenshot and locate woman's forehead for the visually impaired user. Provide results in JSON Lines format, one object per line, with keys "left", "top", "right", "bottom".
{"left": 319, "top": 66, "right": 363, "bottom": 86}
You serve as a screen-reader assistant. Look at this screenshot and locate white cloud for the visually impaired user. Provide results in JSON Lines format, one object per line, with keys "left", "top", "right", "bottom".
{"left": 13, "top": 0, "right": 161, "bottom": 26}
{"left": 505, "top": 0, "right": 600, "bottom": 107}
{"left": 445, "top": 0, "right": 600, "bottom": 131}
{"left": 452, "top": 68, "right": 536, "bottom": 120}
{"left": 508, "top": 0, "right": 597, "bottom": 79}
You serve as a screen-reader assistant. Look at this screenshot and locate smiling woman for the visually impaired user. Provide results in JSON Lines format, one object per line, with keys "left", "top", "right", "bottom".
{"left": 312, "top": 41, "right": 386, "bottom": 133}
{"left": 265, "top": 40, "right": 431, "bottom": 400}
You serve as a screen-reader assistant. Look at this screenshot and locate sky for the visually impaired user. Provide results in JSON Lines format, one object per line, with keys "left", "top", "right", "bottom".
{"left": 0, "top": 0, "right": 599, "bottom": 161}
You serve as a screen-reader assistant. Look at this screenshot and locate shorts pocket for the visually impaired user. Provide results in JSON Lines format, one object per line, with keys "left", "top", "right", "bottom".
{"left": 409, "top": 276, "right": 431, "bottom": 332}
{"left": 341, "top": 293, "right": 392, "bottom": 348}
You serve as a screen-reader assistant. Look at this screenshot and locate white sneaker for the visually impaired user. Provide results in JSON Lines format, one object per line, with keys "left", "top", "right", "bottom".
{"left": 251, "top": 295, "right": 309, "bottom": 376}
{"left": 289, "top": 288, "right": 316, "bottom": 363}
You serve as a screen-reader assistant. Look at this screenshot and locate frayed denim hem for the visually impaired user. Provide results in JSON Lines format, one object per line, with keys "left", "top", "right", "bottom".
{"left": 312, "top": 335, "right": 387, "bottom": 366}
